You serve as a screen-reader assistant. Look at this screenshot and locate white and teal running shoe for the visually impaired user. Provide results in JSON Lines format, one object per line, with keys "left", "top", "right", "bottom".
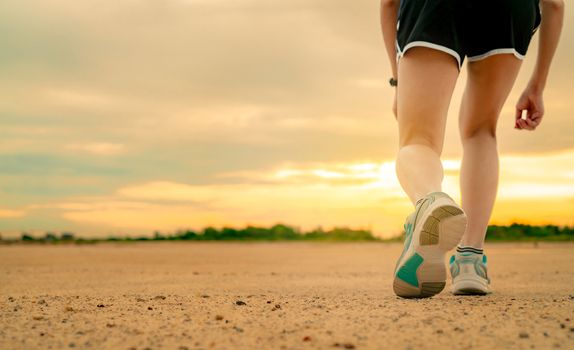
{"left": 450, "top": 252, "right": 491, "bottom": 295}
{"left": 393, "top": 191, "right": 468, "bottom": 298}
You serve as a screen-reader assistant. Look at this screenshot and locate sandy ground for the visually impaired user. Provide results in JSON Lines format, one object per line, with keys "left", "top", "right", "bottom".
{"left": 1, "top": 242, "right": 573, "bottom": 350}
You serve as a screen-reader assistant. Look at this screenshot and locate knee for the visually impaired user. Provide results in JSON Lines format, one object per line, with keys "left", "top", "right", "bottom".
{"left": 399, "top": 132, "right": 443, "bottom": 155}
{"left": 460, "top": 120, "right": 497, "bottom": 141}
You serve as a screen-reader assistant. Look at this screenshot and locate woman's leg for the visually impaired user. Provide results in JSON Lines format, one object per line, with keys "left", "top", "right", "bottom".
{"left": 396, "top": 47, "right": 459, "bottom": 206}
{"left": 458, "top": 55, "right": 523, "bottom": 248}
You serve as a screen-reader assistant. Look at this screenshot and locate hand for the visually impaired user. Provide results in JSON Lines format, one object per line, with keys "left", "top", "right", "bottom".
{"left": 392, "top": 88, "right": 398, "bottom": 120}
{"left": 515, "top": 85, "right": 544, "bottom": 131}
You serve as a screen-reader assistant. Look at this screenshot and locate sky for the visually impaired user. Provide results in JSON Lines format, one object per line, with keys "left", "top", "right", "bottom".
{"left": 0, "top": 0, "right": 573, "bottom": 239}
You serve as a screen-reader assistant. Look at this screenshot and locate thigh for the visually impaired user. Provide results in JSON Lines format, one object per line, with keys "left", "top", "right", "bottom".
{"left": 458, "top": 55, "right": 522, "bottom": 138}
{"left": 397, "top": 47, "right": 459, "bottom": 154}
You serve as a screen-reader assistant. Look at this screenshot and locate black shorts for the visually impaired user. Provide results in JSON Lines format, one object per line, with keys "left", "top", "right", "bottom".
{"left": 396, "top": 0, "right": 542, "bottom": 69}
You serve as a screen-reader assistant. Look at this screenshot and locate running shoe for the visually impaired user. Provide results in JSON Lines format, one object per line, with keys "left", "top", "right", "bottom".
{"left": 393, "top": 191, "right": 468, "bottom": 298}
{"left": 450, "top": 252, "right": 491, "bottom": 295}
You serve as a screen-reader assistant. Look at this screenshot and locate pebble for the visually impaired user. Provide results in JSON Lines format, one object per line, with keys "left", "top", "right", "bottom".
{"left": 154, "top": 295, "right": 166, "bottom": 300}
{"left": 519, "top": 331, "right": 529, "bottom": 339}
{"left": 215, "top": 315, "right": 224, "bottom": 321}
{"left": 235, "top": 300, "right": 247, "bottom": 306}
{"left": 97, "top": 304, "right": 105, "bottom": 308}
{"left": 302, "top": 336, "right": 311, "bottom": 342}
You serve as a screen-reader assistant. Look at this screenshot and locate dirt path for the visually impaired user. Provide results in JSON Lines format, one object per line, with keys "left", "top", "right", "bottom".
{"left": 1, "top": 242, "right": 573, "bottom": 349}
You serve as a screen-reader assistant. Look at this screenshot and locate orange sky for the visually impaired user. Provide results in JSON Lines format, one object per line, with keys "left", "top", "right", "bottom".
{"left": 0, "top": 0, "right": 572, "bottom": 238}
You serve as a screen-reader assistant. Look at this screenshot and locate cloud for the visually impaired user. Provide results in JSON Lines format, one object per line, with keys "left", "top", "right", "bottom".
{"left": 65, "top": 142, "right": 125, "bottom": 156}
{"left": 0, "top": 208, "right": 25, "bottom": 218}
{"left": 26, "top": 149, "right": 570, "bottom": 238}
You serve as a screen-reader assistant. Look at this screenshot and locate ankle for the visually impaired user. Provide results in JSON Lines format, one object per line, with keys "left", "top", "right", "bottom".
{"left": 456, "top": 245, "right": 484, "bottom": 255}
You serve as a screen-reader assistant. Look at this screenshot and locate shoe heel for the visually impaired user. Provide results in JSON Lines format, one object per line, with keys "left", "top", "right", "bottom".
{"left": 393, "top": 279, "right": 446, "bottom": 298}
{"left": 419, "top": 205, "right": 466, "bottom": 250}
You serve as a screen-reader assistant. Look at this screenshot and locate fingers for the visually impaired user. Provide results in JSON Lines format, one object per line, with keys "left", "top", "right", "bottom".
{"left": 514, "top": 90, "right": 544, "bottom": 131}
{"left": 515, "top": 108, "right": 527, "bottom": 129}
{"left": 516, "top": 118, "right": 533, "bottom": 130}
{"left": 515, "top": 110, "right": 542, "bottom": 131}
{"left": 514, "top": 106, "right": 524, "bottom": 127}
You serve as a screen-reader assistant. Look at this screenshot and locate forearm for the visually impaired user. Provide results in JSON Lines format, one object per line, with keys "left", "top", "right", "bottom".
{"left": 380, "top": 0, "right": 399, "bottom": 79}
{"left": 530, "top": 0, "right": 564, "bottom": 92}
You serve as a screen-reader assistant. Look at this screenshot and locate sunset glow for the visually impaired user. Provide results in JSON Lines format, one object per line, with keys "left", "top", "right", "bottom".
{"left": 0, "top": 0, "right": 572, "bottom": 238}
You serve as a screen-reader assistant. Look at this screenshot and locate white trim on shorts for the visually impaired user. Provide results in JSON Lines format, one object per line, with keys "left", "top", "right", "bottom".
{"left": 467, "top": 48, "right": 525, "bottom": 62}
{"left": 396, "top": 40, "right": 462, "bottom": 70}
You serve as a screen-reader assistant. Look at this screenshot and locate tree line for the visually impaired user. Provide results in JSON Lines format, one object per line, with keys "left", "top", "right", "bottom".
{"left": 2, "top": 222, "right": 573, "bottom": 243}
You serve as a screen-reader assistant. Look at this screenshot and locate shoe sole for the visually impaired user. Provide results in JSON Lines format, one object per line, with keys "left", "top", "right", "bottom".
{"left": 452, "top": 278, "right": 490, "bottom": 295}
{"left": 393, "top": 199, "right": 467, "bottom": 298}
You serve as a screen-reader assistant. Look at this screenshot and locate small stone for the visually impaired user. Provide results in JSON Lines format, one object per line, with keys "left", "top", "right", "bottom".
{"left": 65, "top": 306, "right": 74, "bottom": 312}
{"left": 215, "top": 315, "right": 224, "bottom": 321}
{"left": 235, "top": 300, "right": 247, "bottom": 306}
{"left": 233, "top": 326, "right": 244, "bottom": 333}
{"left": 569, "top": 327, "right": 574, "bottom": 333}
{"left": 154, "top": 295, "right": 166, "bottom": 300}
{"left": 106, "top": 323, "right": 115, "bottom": 328}
{"left": 560, "top": 324, "right": 566, "bottom": 329}
{"left": 38, "top": 299, "right": 47, "bottom": 305}
{"left": 32, "top": 316, "right": 44, "bottom": 321}
{"left": 333, "top": 343, "right": 355, "bottom": 349}
{"left": 544, "top": 332, "right": 550, "bottom": 337}
{"left": 200, "top": 295, "right": 210, "bottom": 298}
{"left": 148, "top": 307, "right": 153, "bottom": 310}
{"left": 97, "top": 304, "right": 105, "bottom": 308}
{"left": 519, "top": 331, "right": 529, "bottom": 339}
{"left": 303, "top": 336, "right": 311, "bottom": 342}
{"left": 136, "top": 298, "right": 146, "bottom": 302}
{"left": 436, "top": 329, "right": 444, "bottom": 334}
